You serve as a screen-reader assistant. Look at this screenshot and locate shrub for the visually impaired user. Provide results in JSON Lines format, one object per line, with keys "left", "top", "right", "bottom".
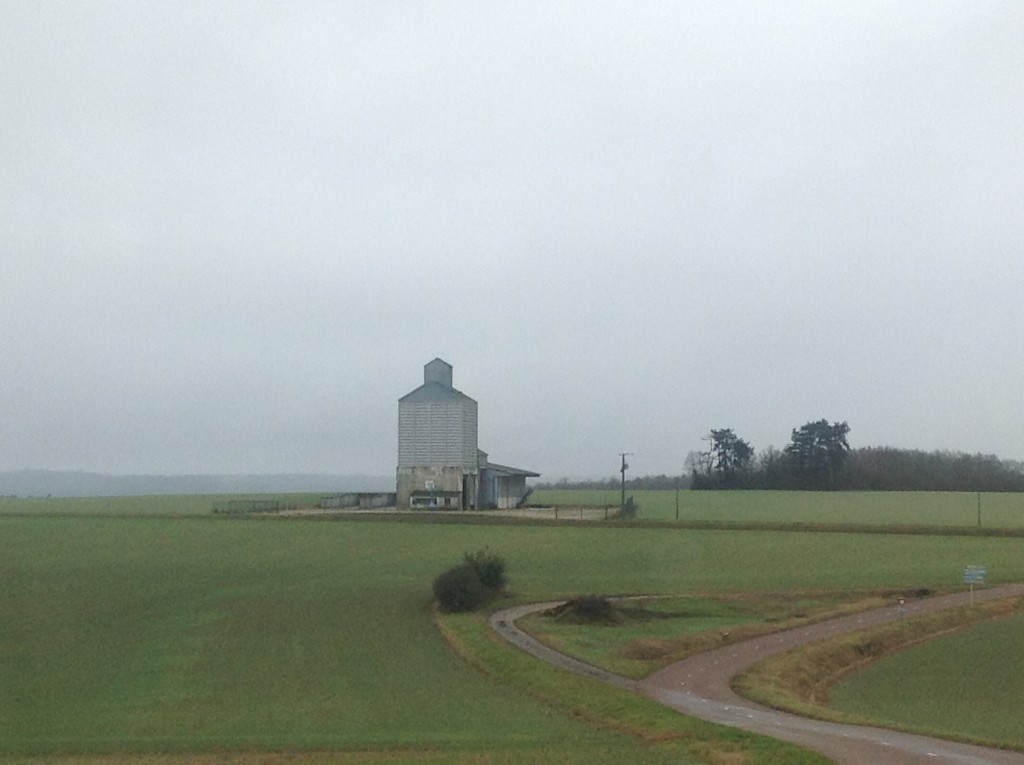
{"left": 433, "top": 563, "right": 487, "bottom": 613}
{"left": 463, "top": 547, "right": 507, "bottom": 591}
{"left": 548, "top": 595, "right": 623, "bottom": 625}
{"left": 432, "top": 549, "right": 509, "bottom": 613}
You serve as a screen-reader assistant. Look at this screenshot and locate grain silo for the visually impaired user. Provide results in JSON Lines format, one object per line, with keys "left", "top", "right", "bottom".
{"left": 396, "top": 358, "right": 537, "bottom": 510}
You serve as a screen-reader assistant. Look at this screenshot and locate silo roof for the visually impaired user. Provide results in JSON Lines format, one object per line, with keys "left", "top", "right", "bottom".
{"left": 399, "top": 381, "right": 476, "bottom": 404}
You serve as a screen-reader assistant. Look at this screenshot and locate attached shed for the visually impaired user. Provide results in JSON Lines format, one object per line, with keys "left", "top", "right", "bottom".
{"left": 479, "top": 460, "right": 540, "bottom": 509}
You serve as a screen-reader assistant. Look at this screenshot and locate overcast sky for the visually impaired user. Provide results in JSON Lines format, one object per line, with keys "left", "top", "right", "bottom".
{"left": 3, "top": 2, "right": 1022, "bottom": 480}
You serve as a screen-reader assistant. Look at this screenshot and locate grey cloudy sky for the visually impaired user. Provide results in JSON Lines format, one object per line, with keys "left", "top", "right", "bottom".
{"left": 3, "top": 2, "right": 1022, "bottom": 480}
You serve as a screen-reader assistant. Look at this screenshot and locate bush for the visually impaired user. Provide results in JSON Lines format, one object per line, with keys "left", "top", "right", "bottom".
{"left": 547, "top": 595, "right": 622, "bottom": 625}
{"left": 433, "top": 563, "right": 487, "bottom": 613}
{"left": 432, "top": 548, "right": 509, "bottom": 613}
{"left": 463, "top": 547, "right": 507, "bottom": 591}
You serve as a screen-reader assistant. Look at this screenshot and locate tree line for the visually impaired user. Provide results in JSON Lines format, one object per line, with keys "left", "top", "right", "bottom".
{"left": 688, "top": 421, "right": 1024, "bottom": 492}
{"left": 539, "top": 474, "right": 686, "bottom": 491}
{"left": 539, "top": 420, "right": 1024, "bottom": 493}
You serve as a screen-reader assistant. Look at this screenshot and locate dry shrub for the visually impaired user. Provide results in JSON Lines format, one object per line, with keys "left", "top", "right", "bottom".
{"left": 547, "top": 595, "right": 624, "bottom": 625}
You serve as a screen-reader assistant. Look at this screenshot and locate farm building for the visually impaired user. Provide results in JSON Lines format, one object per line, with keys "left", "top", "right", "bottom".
{"left": 396, "top": 358, "right": 538, "bottom": 510}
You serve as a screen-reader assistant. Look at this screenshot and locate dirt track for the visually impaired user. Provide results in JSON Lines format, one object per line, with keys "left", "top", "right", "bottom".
{"left": 490, "top": 586, "right": 1024, "bottom": 765}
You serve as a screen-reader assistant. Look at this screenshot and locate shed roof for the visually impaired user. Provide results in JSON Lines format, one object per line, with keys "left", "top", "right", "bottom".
{"left": 483, "top": 461, "right": 540, "bottom": 478}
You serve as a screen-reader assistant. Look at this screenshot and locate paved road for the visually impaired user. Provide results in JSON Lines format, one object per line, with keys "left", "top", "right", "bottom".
{"left": 490, "top": 586, "right": 1024, "bottom": 765}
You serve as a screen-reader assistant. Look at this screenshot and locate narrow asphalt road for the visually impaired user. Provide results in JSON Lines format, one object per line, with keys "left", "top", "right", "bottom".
{"left": 489, "top": 586, "right": 1024, "bottom": 765}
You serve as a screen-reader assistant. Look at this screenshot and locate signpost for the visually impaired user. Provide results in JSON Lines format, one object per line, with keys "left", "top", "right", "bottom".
{"left": 964, "top": 564, "right": 986, "bottom": 605}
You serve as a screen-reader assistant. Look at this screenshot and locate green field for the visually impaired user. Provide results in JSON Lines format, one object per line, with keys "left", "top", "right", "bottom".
{"left": 827, "top": 612, "right": 1024, "bottom": 747}
{"left": 533, "top": 488, "right": 1024, "bottom": 528}
{"left": 2, "top": 516, "right": 590, "bottom": 756}
{"left": 8, "top": 489, "right": 1023, "bottom": 528}
{"left": 0, "top": 493, "right": 325, "bottom": 517}
{"left": 3, "top": 495, "right": 1024, "bottom": 761}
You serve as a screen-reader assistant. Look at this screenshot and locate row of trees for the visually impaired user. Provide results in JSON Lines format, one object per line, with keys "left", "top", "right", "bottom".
{"left": 836, "top": 448, "right": 1024, "bottom": 492}
{"left": 537, "top": 420, "right": 1024, "bottom": 493}
{"left": 688, "top": 420, "right": 850, "bottom": 490}
{"left": 687, "top": 420, "right": 1024, "bottom": 492}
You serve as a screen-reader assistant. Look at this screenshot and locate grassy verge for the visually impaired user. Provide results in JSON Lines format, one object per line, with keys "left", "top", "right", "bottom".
{"left": 436, "top": 608, "right": 830, "bottom": 765}
{"left": 733, "top": 596, "right": 1024, "bottom": 749}
{"left": 517, "top": 589, "right": 943, "bottom": 679}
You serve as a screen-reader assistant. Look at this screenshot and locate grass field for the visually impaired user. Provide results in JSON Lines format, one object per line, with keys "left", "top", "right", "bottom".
{"left": 0, "top": 493, "right": 324, "bottom": 517}
{"left": 9, "top": 489, "right": 1024, "bottom": 529}
{"left": 4, "top": 496, "right": 1024, "bottom": 761}
{"left": 2, "top": 515, "right": 600, "bottom": 757}
{"left": 827, "top": 611, "right": 1024, "bottom": 747}
{"left": 532, "top": 488, "right": 1024, "bottom": 528}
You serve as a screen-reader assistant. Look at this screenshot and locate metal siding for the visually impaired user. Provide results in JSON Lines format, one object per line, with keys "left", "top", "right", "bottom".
{"left": 463, "top": 402, "right": 478, "bottom": 465}
{"left": 398, "top": 399, "right": 478, "bottom": 468}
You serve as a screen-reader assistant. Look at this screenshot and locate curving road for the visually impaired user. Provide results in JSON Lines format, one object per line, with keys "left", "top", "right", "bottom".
{"left": 490, "top": 585, "right": 1024, "bottom": 765}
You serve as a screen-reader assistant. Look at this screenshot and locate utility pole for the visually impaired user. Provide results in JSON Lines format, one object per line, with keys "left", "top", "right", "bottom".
{"left": 619, "top": 452, "right": 633, "bottom": 515}
{"left": 675, "top": 471, "right": 680, "bottom": 521}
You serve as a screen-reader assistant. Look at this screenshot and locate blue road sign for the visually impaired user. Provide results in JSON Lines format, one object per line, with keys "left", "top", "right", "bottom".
{"left": 964, "top": 565, "right": 986, "bottom": 584}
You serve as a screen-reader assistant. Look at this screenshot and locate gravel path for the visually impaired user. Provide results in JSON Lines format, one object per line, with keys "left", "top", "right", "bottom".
{"left": 490, "top": 586, "right": 1024, "bottom": 765}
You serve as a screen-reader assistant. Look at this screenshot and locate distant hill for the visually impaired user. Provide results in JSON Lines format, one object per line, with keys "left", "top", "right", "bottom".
{"left": 0, "top": 470, "right": 393, "bottom": 498}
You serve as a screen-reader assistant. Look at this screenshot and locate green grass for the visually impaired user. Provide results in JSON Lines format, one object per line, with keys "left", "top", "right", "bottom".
{"left": 827, "top": 611, "right": 1024, "bottom": 748}
{"left": 10, "top": 489, "right": 1024, "bottom": 528}
{"left": 0, "top": 516, "right": 603, "bottom": 756}
{"left": 4, "top": 503, "right": 1024, "bottom": 760}
{"left": 521, "top": 595, "right": 762, "bottom": 677}
{"left": 437, "top": 610, "right": 828, "bottom": 765}
{"left": 518, "top": 591, "right": 906, "bottom": 678}
{"left": 0, "top": 493, "right": 323, "bottom": 517}
{"left": 533, "top": 489, "right": 1024, "bottom": 528}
